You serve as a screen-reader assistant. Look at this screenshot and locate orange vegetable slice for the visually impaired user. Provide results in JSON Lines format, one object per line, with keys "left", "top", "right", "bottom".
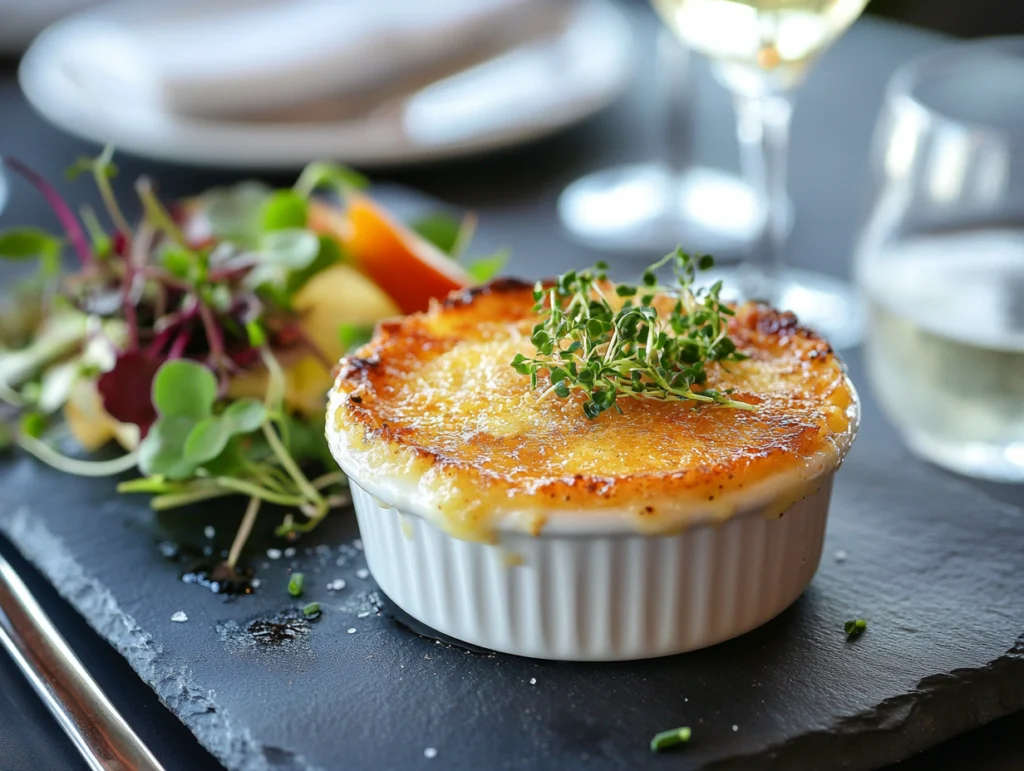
{"left": 311, "top": 195, "right": 470, "bottom": 314}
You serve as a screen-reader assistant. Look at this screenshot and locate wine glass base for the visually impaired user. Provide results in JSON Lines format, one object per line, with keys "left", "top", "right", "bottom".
{"left": 707, "top": 267, "right": 865, "bottom": 351}
{"left": 558, "top": 163, "right": 792, "bottom": 257}
{"left": 901, "top": 432, "right": 1024, "bottom": 484}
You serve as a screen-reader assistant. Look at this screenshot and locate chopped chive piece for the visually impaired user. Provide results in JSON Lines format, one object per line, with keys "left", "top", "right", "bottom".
{"left": 845, "top": 618, "right": 867, "bottom": 637}
{"left": 650, "top": 726, "right": 691, "bottom": 753}
{"left": 288, "top": 572, "right": 305, "bottom": 597}
{"left": 303, "top": 602, "right": 321, "bottom": 619}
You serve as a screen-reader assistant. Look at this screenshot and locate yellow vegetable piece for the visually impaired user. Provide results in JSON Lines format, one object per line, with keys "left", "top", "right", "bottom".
{"left": 229, "top": 263, "right": 398, "bottom": 416}
{"left": 63, "top": 378, "right": 140, "bottom": 452}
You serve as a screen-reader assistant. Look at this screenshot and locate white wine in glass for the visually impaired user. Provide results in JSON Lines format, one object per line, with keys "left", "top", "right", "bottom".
{"left": 653, "top": 0, "right": 870, "bottom": 349}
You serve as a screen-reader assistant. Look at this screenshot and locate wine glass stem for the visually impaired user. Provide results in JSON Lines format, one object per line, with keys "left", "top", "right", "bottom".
{"left": 733, "top": 91, "right": 794, "bottom": 301}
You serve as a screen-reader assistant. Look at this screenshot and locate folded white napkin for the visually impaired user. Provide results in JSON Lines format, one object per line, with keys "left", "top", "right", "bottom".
{"left": 55, "top": 0, "right": 573, "bottom": 118}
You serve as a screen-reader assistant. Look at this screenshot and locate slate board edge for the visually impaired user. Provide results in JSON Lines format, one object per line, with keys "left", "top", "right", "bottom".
{"left": 709, "top": 634, "right": 1024, "bottom": 771}
{"left": 3, "top": 490, "right": 1024, "bottom": 771}
{"left": 0, "top": 505, "right": 320, "bottom": 771}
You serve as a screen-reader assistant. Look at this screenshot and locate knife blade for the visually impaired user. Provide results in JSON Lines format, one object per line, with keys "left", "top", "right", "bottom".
{"left": 0, "top": 553, "right": 165, "bottom": 771}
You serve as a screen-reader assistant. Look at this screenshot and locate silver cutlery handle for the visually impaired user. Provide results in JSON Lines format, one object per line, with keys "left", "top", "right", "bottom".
{"left": 0, "top": 554, "right": 165, "bottom": 771}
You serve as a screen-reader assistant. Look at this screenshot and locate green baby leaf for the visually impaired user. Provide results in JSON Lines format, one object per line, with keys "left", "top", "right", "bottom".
{"left": 410, "top": 213, "right": 462, "bottom": 255}
{"left": 183, "top": 399, "right": 266, "bottom": 465}
{"left": 0, "top": 228, "right": 62, "bottom": 262}
{"left": 138, "top": 415, "right": 201, "bottom": 480}
{"left": 338, "top": 322, "right": 374, "bottom": 351}
{"left": 152, "top": 360, "right": 217, "bottom": 419}
{"left": 293, "top": 162, "right": 368, "bottom": 199}
{"left": 260, "top": 190, "right": 308, "bottom": 232}
{"left": 284, "top": 235, "right": 344, "bottom": 295}
{"left": 466, "top": 249, "right": 509, "bottom": 283}
{"left": 201, "top": 181, "right": 272, "bottom": 245}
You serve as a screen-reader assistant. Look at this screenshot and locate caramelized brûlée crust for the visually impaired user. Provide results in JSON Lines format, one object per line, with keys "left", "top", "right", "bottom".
{"left": 327, "top": 279, "right": 857, "bottom": 541}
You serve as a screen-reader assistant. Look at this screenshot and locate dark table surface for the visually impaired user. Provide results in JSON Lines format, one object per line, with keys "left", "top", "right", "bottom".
{"left": 0, "top": 4, "right": 1022, "bottom": 770}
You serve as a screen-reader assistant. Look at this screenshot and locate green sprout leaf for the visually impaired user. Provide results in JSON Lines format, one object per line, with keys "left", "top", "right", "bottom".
{"left": 151, "top": 360, "right": 217, "bottom": 419}
{"left": 293, "top": 162, "right": 368, "bottom": 199}
{"left": 247, "top": 229, "right": 321, "bottom": 289}
{"left": 19, "top": 411, "right": 47, "bottom": 439}
{"left": 303, "top": 602, "right": 321, "bottom": 619}
{"left": 410, "top": 213, "right": 463, "bottom": 255}
{"left": 0, "top": 228, "right": 62, "bottom": 262}
{"left": 466, "top": 250, "right": 509, "bottom": 283}
{"left": 184, "top": 398, "right": 266, "bottom": 466}
{"left": 260, "top": 190, "right": 308, "bottom": 232}
{"left": 338, "top": 322, "right": 375, "bottom": 351}
{"left": 138, "top": 415, "right": 201, "bottom": 479}
{"left": 201, "top": 181, "right": 272, "bottom": 245}
{"left": 284, "top": 235, "right": 344, "bottom": 296}
{"left": 66, "top": 144, "right": 117, "bottom": 181}
{"left": 221, "top": 399, "right": 267, "bottom": 434}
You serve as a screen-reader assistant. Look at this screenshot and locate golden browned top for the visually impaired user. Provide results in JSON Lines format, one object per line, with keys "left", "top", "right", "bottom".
{"left": 328, "top": 280, "right": 857, "bottom": 539}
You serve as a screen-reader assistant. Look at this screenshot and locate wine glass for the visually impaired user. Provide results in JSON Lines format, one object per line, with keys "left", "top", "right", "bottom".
{"left": 854, "top": 37, "right": 1024, "bottom": 482}
{"left": 558, "top": 27, "right": 771, "bottom": 258}
{"left": 652, "top": 0, "right": 870, "bottom": 350}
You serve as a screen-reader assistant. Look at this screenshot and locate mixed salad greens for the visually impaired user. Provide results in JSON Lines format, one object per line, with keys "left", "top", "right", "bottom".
{"left": 0, "top": 147, "right": 504, "bottom": 572}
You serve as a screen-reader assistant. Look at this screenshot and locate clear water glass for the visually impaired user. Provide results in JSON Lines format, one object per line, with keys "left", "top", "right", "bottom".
{"left": 854, "top": 37, "right": 1024, "bottom": 482}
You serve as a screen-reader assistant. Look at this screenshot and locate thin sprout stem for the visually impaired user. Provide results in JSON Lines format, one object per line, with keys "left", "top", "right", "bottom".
{"left": 124, "top": 221, "right": 155, "bottom": 350}
{"left": 214, "top": 476, "right": 306, "bottom": 506}
{"left": 17, "top": 436, "right": 139, "bottom": 477}
{"left": 0, "top": 381, "right": 25, "bottom": 407}
{"left": 261, "top": 422, "right": 324, "bottom": 510}
{"left": 310, "top": 470, "right": 345, "bottom": 490}
{"left": 197, "top": 301, "right": 226, "bottom": 373}
{"left": 135, "top": 177, "right": 187, "bottom": 247}
{"left": 92, "top": 149, "right": 132, "bottom": 240}
{"left": 79, "top": 206, "right": 108, "bottom": 251}
{"left": 260, "top": 347, "right": 287, "bottom": 410}
{"left": 226, "top": 496, "right": 261, "bottom": 569}
{"left": 150, "top": 487, "right": 235, "bottom": 510}
{"left": 2, "top": 157, "right": 94, "bottom": 266}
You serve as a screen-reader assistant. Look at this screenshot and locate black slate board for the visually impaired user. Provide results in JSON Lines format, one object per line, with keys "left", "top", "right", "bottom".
{"left": 1, "top": 434, "right": 1022, "bottom": 771}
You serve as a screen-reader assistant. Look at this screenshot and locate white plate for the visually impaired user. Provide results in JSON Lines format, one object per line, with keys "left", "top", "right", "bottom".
{"left": 18, "top": 0, "right": 635, "bottom": 170}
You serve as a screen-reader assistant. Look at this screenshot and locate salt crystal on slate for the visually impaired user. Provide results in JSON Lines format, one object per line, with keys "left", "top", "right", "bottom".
{"left": 424, "top": 748, "right": 437, "bottom": 759}
{"left": 835, "top": 550, "right": 848, "bottom": 562}
{"left": 203, "top": 526, "right": 215, "bottom": 539}
{"left": 267, "top": 548, "right": 282, "bottom": 560}
{"left": 250, "top": 578, "right": 262, "bottom": 589}
{"left": 530, "top": 678, "right": 537, "bottom": 685}
{"left": 347, "top": 628, "right": 357, "bottom": 634}
{"left": 171, "top": 611, "right": 188, "bottom": 623}
{"left": 284, "top": 547, "right": 296, "bottom": 558}
{"left": 354, "top": 539, "right": 363, "bottom": 550}
{"left": 327, "top": 579, "right": 346, "bottom": 591}
{"left": 356, "top": 568, "right": 369, "bottom": 579}
{"left": 732, "top": 725, "right": 739, "bottom": 732}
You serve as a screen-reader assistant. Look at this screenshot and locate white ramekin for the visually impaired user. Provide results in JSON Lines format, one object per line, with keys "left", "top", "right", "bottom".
{"left": 347, "top": 474, "right": 835, "bottom": 661}
{"left": 331, "top": 368, "right": 859, "bottom": 661}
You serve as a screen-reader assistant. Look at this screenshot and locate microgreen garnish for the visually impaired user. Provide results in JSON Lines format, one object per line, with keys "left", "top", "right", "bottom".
{"left": 410, "top": 211, "right": 508, "bottom": 282}
{"left": 288, "top": 573, "right": 306, "bottom": 598}
{"left": 650, "top": 726, "right": 691, "bottom": 753}
{"left": 0, "top": 147, "right": 504, "bottom": 579}
{"left": 302, "top": 602, "right": 321, "bottom": 619}
{"left": 337, "top": 323, "right": 375, "bottom": 351}
{"left": 845, "top": 618, "right": 867, "bottom": 638}
{"left": 511, "top": 248, "right": 753, "bottom": 420}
